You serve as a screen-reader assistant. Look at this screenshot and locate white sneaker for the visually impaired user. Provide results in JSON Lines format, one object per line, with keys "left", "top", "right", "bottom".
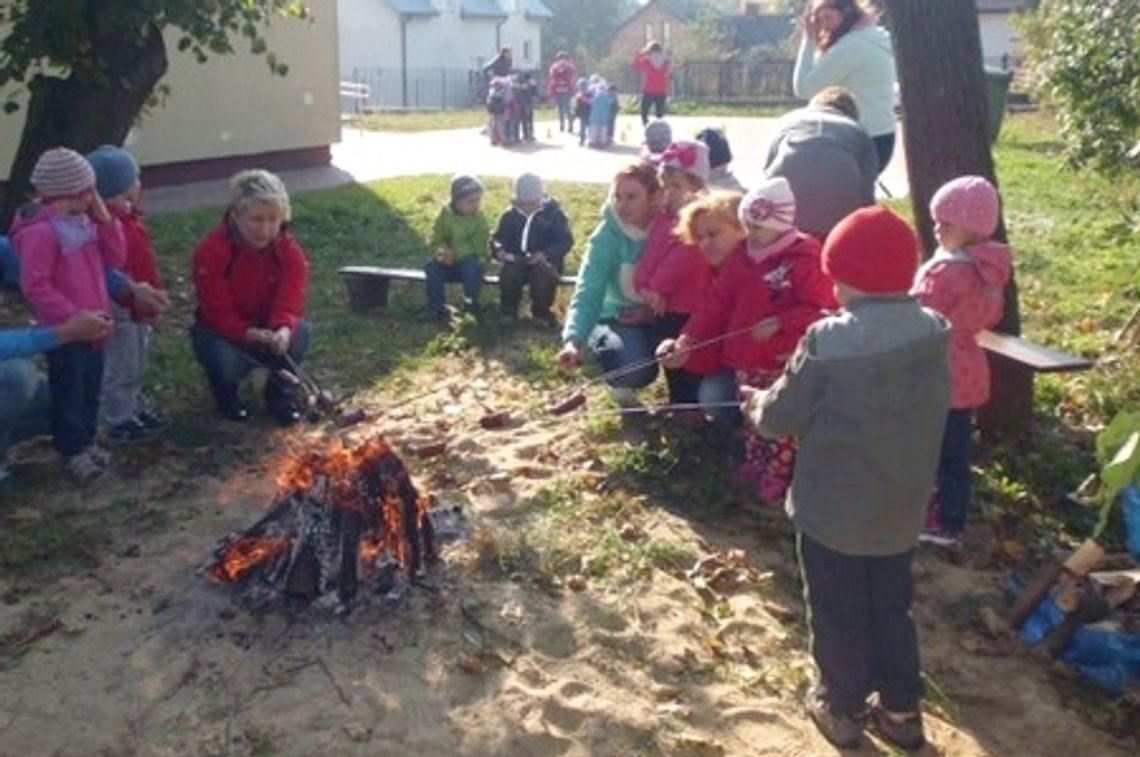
{"left": 65, "top": 448, "right": 107, "bottom": 483}
{"left": 609, "top": 386, "right": 641, "bottom": 408}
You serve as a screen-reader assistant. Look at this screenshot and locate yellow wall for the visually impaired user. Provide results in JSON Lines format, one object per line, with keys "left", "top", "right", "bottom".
{"left": 0, "top": 0, "right": 339, "bottom": 180}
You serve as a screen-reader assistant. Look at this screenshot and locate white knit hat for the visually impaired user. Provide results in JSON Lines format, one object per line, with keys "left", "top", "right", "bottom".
{"left": 31, "top": 147, "right": 95, "bottom": 198}
{"left": 739, "top": 177, "right": 796, "bottom": 233}
{"left": 658, "top": 140, "right": 710, "bottom": 185}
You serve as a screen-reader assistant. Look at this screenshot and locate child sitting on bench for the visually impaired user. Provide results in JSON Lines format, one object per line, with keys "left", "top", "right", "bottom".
{"left": 419, "top": 175, "right": 490, "bottom": 322}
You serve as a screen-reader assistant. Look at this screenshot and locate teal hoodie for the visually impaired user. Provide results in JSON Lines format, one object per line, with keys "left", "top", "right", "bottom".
{"left": 562, "top": 203, "right": 648, "bottom": 344}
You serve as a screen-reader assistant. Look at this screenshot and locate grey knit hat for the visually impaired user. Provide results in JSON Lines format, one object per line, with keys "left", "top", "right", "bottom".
{"left": 450, "top": 174, "right": 484, "bottom": 206}
{"left": 513, "top": 173, "right": 544, "bottom": 204}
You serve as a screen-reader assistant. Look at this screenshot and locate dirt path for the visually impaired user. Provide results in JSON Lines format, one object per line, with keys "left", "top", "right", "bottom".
{"left": 0, "top": 353, "right": 1133, "bottom": 756}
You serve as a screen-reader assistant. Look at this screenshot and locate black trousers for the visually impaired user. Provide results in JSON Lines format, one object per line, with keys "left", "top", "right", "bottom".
{"left": 797, "top": 532, "right": 923, "bottom": 716}
{"left": 499, "top": 260, "right": 559, "bottom": 318}
{"left": 652, "top": 311, "right": 701, "bottom": 404}
{"left": 640, "top": 93, "right": 667, "bottom": 125}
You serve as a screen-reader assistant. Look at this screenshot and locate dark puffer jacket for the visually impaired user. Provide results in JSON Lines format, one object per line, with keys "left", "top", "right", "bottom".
{"left": 490, "top": 198, "right": 574, "bottom": 271}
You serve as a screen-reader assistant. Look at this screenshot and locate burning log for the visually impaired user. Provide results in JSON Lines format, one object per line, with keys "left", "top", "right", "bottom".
{"left": 205, "top": 436, "right": 438, "bottom": 614}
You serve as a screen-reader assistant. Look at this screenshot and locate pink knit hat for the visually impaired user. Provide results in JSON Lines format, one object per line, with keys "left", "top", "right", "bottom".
{"left": 739, "top": 177, "right": 796, "bottom": 233}
{"left": 30, "top": 147, "right": 95, "bottom": 199}
{"left": 658, "top": 140, "right": 710, "bottom": 185}
{"left": 929, "top": 175, "right": 1000, "bottom": 238}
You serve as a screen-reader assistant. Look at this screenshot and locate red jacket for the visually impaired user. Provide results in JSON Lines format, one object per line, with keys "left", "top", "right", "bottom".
{"left": 633, "top": 51, "right": 671, "bottom": 95}
{"left": 634, "top": 210, "right": 713, "bottom": 316}
{"left": 547, "top": 59, "right": 577, "bottom": 96}
{"left": 911, "top": 241, "right": 1012, "bottom": 408}
{"left": 110, "top": 204, "right": 164, "bottom": 321}
{"left": 683, "top": 234, "right": 836, "bottom": 372}
{"left": 192, "top": 216, "right": 309, "bottom": 343}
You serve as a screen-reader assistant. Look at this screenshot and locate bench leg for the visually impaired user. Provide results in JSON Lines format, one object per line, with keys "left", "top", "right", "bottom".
{"left": 977, "top": 353, "right": 1034, "bottom": 443}
{"left": 345, "top": 275, "right": 390, "bottom": 312}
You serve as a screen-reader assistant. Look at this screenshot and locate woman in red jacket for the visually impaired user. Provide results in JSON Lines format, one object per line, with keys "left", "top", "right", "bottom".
{"left": 191, "top": 170, "right": 310, "bottom": 424}
{"left": 632, "top": 40, "right": 671, "bottom": 126}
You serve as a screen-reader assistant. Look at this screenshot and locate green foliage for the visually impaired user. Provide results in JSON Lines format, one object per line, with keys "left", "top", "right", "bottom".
{"left": 1018, "top": 0, "right": 1140, "bottom": 172}
{"left": 0, "top": 0, "right": 310, "bottom": 108}
{"left": 1091, "top": 413, "right": 1140, "bottom": 537}
{"left": 539, "top": 0, "right": 638, "bottom": 69}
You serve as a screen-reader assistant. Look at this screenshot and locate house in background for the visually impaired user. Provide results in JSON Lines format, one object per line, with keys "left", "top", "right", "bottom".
{"left": 337, "top": 0, "right": 553, "bottom": 110}
{"left": 0, "top": 0, "right": 340, "bottom": 188}
{"left": 607, "top": 0, "right": 701, "bottom": 67}
{"left": 976, "top": 0, "right": 1031, "bottom": 69}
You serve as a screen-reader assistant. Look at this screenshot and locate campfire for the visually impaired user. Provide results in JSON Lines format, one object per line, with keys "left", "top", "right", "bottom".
{"left": 205, "top": 436, "right": 439, "bottom": 615}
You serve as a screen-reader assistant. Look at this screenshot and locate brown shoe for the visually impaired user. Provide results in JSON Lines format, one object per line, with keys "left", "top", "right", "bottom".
{"left": 806, "top": 694, "right": 861, "bottom": 750}
{"left": 869, "top": 704, "right": 926, "bottom": 752}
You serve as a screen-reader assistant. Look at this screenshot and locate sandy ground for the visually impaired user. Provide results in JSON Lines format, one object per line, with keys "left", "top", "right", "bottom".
{"left": 1, "top": 351, "right": 1134, "bottom": 757}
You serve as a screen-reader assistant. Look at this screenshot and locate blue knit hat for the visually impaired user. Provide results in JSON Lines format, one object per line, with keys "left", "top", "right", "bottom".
{"left": 86, "top": 144, "right": 139, "bottom": 199}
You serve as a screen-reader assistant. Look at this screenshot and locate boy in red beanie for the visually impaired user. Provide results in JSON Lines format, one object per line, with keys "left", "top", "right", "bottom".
{"left": 742, "top": 206, "right": 950, "bottom": 751}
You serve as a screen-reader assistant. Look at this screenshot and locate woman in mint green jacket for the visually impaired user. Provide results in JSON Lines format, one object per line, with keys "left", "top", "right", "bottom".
{"left": 557, "top": 163, "right": 662, "bottom": 404}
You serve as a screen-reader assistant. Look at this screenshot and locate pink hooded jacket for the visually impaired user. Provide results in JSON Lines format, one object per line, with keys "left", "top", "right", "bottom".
{"left": 912, "top": 240, "right": 1012, "bottom": 409}
{"left": 10, "top": 203, "right": 126, "bottom": 326}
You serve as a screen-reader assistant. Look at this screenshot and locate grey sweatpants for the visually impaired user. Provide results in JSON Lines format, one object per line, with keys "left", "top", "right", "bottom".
{"left": 100, "top": 305, "right": 150, "bottom": 427}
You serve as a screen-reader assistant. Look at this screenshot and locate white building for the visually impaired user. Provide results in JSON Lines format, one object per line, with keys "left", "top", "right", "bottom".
{"left": 977, "top": 0, "right": 1030, "bottom": 70}
{"left": 337, "top": 0, "right": 554, "bottom": 110}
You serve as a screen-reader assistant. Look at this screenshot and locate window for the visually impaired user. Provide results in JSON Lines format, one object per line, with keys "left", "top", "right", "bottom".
{"left": 645, "top": 22, "right": 654, "bottom": 44}
{"left": 523, "top": 40, "right": 532, "bottom": 62}
{"left": 663, "top": 21, "right": 671, "bottom": 46}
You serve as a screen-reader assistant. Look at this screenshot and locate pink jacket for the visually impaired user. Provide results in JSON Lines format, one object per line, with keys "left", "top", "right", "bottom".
{"left": 912, "top": 241, "right": 1012, "bottom": 409}
{"left": 633, "top": 210, "right": 713, "bottom": 316}
{"left": 10, "top": 203, "right": 126, "bottom": 326}
{"left": 633, "top": 51, "right": 671, "bottom": 95}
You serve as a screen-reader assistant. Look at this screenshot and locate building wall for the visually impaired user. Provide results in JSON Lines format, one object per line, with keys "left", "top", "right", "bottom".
{"left": 608, "top": 6, "right": 694, "bottom": 64}
{"left": 0, "top": 0, "right": 340, "bottom": 181}
{"left": 978, "top": 13, "right": 1024, "bottom": 68}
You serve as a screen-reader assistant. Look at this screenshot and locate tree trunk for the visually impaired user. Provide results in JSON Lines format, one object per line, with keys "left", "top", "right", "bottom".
{"left": 2, "top": 21, "right": 168, "bottom": 227}
{"left": 884, "top": 0, "right": 1020, "bottom": 334}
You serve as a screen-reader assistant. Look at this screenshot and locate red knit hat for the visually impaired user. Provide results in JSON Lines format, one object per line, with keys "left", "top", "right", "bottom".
{"left": 823, "top": 206, "right": 918, "bottom": 294}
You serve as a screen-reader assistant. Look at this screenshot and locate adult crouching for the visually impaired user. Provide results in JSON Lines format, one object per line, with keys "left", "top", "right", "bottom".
{"left": 191, "top": 170, "right": 310, "bottom": 424}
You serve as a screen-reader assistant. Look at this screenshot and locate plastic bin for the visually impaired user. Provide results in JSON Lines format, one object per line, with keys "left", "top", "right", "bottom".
{"left": 984, "top": 66, "right": 1013, "bottom": 144}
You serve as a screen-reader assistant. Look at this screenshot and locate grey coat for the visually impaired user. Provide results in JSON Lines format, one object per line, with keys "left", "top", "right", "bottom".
{"left": 746, "top": 295, "right": 950, "bottom": 556}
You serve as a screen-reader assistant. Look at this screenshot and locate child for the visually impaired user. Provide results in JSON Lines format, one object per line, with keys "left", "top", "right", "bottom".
{"left": 606, "top": 83, "right": 620, "bottom": 146}
{"left": 633, "top": 140, "right": 712, "bottom": 404}
{"left": 641, "top": 119, "right": 672, "bottom": 161}
{"left": 491, "top": 173, "right": 573, "bottom": 327}
{"left": 573, "top": 78, "right": 592, "bottom": 147}
{"left": 420, "top": 175, "right": 490, "bottom": 322}
{"left": 912, "top": 175, "right": 1012, "bottom": 546}
{"left": 588, "top": 77, "right": 615, "bottom": 148}
{"left": 659, "top": 178, "right": 836, "bottom": 503}
{"left": 191, "top": 170, "right": 310, "bottom": 425}
{"left": 514, "top": 71, "right": 539, "bottom": 142}
{"left": 10, "top": 147, "right": 125, "bottom": 481}
{"left": 742, "top": 206, "right": 949, "bottom": 752}
{"left": 696, "top": 127, "right": 745, "bottom": 192}
{"left": 486, "top": 77, "right": 508, "bottom": 146}
{"left": 86, "top": 145, "right": 170, "bottom": 444}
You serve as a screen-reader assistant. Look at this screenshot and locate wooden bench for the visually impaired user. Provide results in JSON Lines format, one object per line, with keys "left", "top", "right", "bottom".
{"left": 976, "top": 329, "right": 1094, "bottom": 440}
{"left": 337, "top": 265, "right": 578, "bottom": 312}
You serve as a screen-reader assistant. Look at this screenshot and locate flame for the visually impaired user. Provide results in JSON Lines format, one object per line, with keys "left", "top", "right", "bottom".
{"left": 209, "top": 535, "right": 291, "bottom": 583}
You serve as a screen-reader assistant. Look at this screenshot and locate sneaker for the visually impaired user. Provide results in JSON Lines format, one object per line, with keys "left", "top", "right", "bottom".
{"left": 88, "top": 445, "right": 113, "bottom": 467}
{"left": 217, "top": 397, "right": 250, "bottom": 422}
{"left": 608, "top": 386, "right": 641, "bottom": 409}
{"left": 135, "top": 409, "right": 167, "bottom": 431}
{"left": 268, "top": 401, "right": 302, "bottom": 426}
{"left": 869, "top": 704, "right": 926, "bottom": 752}
{"left": 65, "top": 448, "right": 107, "bottom": 483}
{"left": 806, "top": 694, "right": 862, "bottom": 750}
{"left": 106, "top": 419, "right": 155, "bottom": 445}
{"left": 462, "top": 299, "right": 482, "bottom": 317}
{"left": 531, "top": 311, "right": 559, "bottom": 329}
{"left": 918, "top": 526, "right": 960, "bottom": 547}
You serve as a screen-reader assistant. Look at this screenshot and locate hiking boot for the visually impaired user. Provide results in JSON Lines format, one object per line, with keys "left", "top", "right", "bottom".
{"left": 106, "top": 419, "right": 155, "bottom": 445}
{"left": 806, "top": 694, "right": 862, "bottom": 750}
{"left": 65, "top": 448, "right": 107, "bottom": 483}
{"left": 869, "top": 705, "right": 926, "bottom": 752}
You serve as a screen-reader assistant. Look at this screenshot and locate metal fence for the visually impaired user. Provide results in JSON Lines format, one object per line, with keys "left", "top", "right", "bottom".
{"left": 343, "top": 67, "right": 484, "bottom": 111}
{"left": 672, "top": 59, "right": 798, "bottom": 105}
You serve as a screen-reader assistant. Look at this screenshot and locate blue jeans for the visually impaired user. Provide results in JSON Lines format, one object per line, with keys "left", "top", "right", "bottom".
{"left": 698, "top": 370, "right": 743, "bottom": 426}
{"left": 191, "top": 321, "right": 311, "bottom": 410}
{"left": 0, "top": 358, "right": 50, "bottom": 459}
{"left": 937, "top": 408, "right": 974, "bottom": 533}
{"left": 587, "top": 321, "right": 658, "bottom": 389}
{"left": 46, "top": 343, "right": 104, "bottom": 456}
{"left": 425, "top": 255, "right": 484, "bottom": 315}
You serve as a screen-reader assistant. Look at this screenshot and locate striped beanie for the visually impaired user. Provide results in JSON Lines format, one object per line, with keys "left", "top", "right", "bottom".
{"left": 31, "top": 147, "right": 95, "bottom": 199}
{"left": 739, "top": 177, "right": 796, "bottom": 233}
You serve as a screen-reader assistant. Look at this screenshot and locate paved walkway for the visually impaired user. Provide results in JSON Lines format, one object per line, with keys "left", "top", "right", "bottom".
{"left": 144, "top": 114, "right": 909, "bottom": 215}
